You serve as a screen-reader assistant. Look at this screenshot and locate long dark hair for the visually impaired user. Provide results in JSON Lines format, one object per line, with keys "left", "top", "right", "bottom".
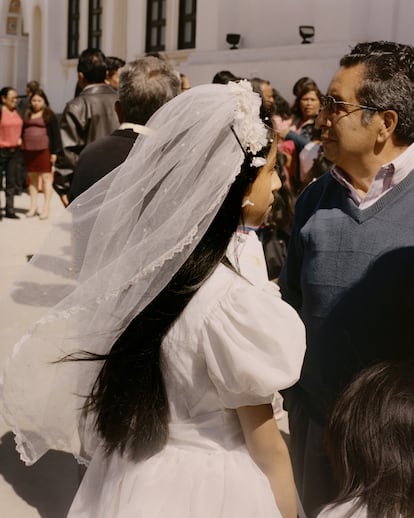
{"left": 82, "top": 152, "right": 263, "bottom": 461}
{"left": 325, "top": 361, "right": 414, "bottom": 518}
{"left": 24, "top": 88, "right": 54, "bottom": 124}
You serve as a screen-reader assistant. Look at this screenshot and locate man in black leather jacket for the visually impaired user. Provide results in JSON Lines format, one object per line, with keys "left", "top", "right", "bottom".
{"left": 55, "top": 48, "right": 118, "bottom": 205}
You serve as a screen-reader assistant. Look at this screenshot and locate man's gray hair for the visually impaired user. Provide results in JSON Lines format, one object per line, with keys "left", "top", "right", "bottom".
{"left": 118, "top": 56, "right": 181, "bottom": 125}
{"left": 340, "top": 41, "right": 414, "bottom": 144}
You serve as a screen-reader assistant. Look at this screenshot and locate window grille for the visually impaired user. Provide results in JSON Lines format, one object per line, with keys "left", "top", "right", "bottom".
{"left": 67, "top": 0, "right": 80, "bottom": 58}
{"left": 146, "top": 0, "right": 166, "bottom": 53}
{"left": 88, "top": 0, "right": 102, "bottom": 49}
{"left": 178, "top": 0, "right": 196, "bottom": 49}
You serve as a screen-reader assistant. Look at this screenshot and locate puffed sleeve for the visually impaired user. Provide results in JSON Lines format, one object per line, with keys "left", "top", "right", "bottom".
{"left": 201, "top": 282, "right": 306, "bottom": 408}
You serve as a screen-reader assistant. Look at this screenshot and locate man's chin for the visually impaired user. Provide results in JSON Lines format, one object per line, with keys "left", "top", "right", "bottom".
{"left": 321, "top": 143, "right": 335, "bottom": 161}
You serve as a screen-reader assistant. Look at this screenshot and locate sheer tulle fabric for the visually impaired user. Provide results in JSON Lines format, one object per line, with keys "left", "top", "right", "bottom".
{"left": 0, "top": 82, "right": 267, "bottom": 465}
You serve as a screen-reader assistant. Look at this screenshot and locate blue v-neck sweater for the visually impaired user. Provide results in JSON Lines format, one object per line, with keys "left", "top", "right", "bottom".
{"left": 280, "top": 171, "right": 414, "bottom": 420}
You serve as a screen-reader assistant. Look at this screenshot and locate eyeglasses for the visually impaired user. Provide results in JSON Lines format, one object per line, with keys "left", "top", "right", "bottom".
{"left": 319, "top": 95, "right": 378, "bottom": 115}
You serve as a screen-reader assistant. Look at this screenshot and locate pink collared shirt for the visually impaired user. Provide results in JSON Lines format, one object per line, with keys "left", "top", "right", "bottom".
{"left": 331, "top": 142, "right": 414, "bottom": 209}
{"left": 0, "top": 107, "right": 23, "bottom": 148}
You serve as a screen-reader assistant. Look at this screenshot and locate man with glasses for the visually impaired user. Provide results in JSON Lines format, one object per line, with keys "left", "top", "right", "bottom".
{"left": 54, "top": 48, "right": 119, "bottom": 207}
{"left": 279, "top": 41, "right": 414, "bottom": 517}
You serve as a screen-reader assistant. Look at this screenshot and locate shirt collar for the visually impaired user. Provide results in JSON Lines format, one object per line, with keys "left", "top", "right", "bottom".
{"left": 118, "top": 122, "right": 154, "bottom": 135}
{"left": 331, "top": 142, "right": 414, "bottom": 208}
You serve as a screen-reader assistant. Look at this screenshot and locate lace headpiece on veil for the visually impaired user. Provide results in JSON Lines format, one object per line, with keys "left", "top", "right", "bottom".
{"left": 0, "top": 80, "right": 268, "bottom": 465}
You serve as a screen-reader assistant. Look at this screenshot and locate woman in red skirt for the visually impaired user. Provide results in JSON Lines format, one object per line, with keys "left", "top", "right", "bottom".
{"left": 22, "top": 89, "right": 61, "bottom": 219}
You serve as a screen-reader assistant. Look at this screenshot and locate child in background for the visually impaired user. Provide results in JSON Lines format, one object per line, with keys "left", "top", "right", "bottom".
{"left": 318, "top": 361, "right": 414, "bottom": 518}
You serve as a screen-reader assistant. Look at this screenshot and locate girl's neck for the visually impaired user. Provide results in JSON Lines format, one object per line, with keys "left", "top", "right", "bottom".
{"left": 237, "top": 224, "right": 260, "bottom": 234}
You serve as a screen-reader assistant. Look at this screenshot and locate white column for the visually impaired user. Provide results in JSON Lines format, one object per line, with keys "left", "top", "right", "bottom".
{"left": 196, "top": 0, "right": 220, "bottom": 51}
{"left": 125, "top": 0, "right": 146, "bottom": 59}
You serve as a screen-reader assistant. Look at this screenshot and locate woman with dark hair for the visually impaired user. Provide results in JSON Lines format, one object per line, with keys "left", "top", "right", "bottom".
{"left": 318, "top": 361, "right": 414, "bottom": 518}
{"left": 0, "top": 82, "right": 305, "bottom": 517}
{"left": 0, "top": 86, "right": 23, "bottom": 219}
{"left": 292, "top": 76, "right": 313, "bottom": 98}
{"left": 290, "top": 79, "right": 321, "bottom": 129}
{"left": 22, "top": 88, "right": 61, "bottom": 219}
{"left": 278, "top": 79, "right": 322, "bottom": 192}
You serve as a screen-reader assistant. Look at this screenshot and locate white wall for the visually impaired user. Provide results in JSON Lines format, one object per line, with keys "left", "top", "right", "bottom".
{"left": 181, "top": 42, "right": 352, "bottom": 104}
{"left": 0, "top": 0, "right": 28, "bottom": 91}
{"left": 199, "top": 0, "right": 368, "bottom": 51}
{"left": 125, "top": 0, "right": 146, "bottom": 60}
{"left": 183, "top": 0, "right": 414, "bottom": 102}
{"left": 44, "top": 0, "right": 76, "bottom": 111}
{"left": 219, "top": 0, "right": 318, "bottom": 49}
{"left": 0, "top": 39, "right": 18, "bottom": 88}
{"left": 2, "top": 0, "right": 414, "bottom": 112}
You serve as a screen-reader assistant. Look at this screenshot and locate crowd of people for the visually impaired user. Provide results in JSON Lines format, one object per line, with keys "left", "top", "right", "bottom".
{"left": 0, "top": 49, "right": 324, "bottom": 226}
{"left": 0, "top": 41, "right": 414, "bottom": 518}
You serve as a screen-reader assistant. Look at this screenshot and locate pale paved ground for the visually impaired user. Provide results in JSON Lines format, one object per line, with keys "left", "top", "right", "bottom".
{"left": 0, "top": 191, "right": 82, "bottom": 518}
{"left": 0, "top": 191, "right": 64, "bottom": 294}
{"left": 0, "top": 190, "right": 290, "bottom": 517}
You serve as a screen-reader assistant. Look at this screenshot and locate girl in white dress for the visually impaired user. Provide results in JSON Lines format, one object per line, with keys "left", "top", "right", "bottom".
{"left": 0, "top": 81, "right": 305, "bottom": 517}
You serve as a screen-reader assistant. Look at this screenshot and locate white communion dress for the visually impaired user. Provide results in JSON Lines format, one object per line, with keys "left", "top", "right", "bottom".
{"left": 67, "top": 231, "right": 306, "bottom": 517}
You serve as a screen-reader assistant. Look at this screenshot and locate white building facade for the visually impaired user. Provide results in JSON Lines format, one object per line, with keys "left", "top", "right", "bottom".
{"left": 1, "top": 0, "right": 414, "bottom": 113}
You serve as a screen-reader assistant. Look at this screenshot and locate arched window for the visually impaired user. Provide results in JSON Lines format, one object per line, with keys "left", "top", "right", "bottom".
{"left": 178, "top": 0, "right": 196, "bottom": 49}
{"left": 67, "top": 0, "right": 80, "bottom": 58}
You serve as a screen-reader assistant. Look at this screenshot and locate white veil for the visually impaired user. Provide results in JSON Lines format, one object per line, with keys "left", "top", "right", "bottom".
{"left": 0, "top": 81, "right": 268, "bottom": 465}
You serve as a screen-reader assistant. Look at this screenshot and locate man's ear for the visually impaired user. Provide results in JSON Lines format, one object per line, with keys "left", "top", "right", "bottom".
{"left": 115, "top": 100, "right": 124, "bottom": 124}
{"left": 378, "top": 110, "right": 398, "bottom": 143}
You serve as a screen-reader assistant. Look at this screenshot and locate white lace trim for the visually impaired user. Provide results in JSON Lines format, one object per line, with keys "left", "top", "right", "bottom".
{"left": 229, "top": 80, "right": 268, "bottom": 154}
